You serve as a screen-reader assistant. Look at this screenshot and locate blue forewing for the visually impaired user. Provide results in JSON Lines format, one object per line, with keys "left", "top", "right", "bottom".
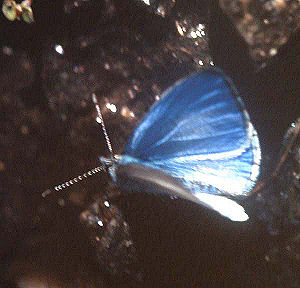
{"left": 112, "top": 69, "right": 261, "bottom": 221}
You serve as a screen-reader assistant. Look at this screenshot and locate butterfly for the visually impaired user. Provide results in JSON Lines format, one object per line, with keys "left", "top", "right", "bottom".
{"left": 44, "top": 69, "right": 261, "bottom": 222}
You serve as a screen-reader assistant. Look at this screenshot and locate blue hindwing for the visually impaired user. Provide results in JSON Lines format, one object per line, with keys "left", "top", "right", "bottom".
{"left": 119, "top": 70, "right": 261, "bottom": 197}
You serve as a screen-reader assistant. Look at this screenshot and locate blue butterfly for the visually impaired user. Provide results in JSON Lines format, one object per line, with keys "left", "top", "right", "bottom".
{"left": 101, "top": 69, "right": 261, "bottom": 222}
{"left": 43, "top": 69, "right": 261, "bottom": 222}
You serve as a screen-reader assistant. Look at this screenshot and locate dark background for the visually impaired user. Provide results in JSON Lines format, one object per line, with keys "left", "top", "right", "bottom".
{"left": 0, "top": 0, "right": 300, "bottom": 287}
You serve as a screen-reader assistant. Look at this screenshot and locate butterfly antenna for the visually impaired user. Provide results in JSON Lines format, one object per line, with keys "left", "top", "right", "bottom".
{"left": 42, "top": 94, "right": 113, "bottom": 198}
{"left": 42, "top": 165, "right": 105, "bottom": 198}
{"left": 92, "top": 93, "right": 114, "bottom": 158}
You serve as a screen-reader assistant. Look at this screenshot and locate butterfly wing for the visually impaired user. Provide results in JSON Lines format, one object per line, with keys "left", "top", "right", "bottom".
{"left": 116, "top": 163, "right": 250, "bottom": 222}
{"left": 118, "top": 69, "right": 261, "bottom": 198}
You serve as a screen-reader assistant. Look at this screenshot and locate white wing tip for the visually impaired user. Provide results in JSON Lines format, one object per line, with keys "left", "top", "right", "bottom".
{"left": 195, "top": 193, "right": 249, "bottom": 222}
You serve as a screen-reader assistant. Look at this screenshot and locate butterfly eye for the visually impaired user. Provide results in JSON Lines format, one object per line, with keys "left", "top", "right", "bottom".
{"left": 2, "top": 0, "right": 17, "bottom": 21}
{"left": 21, "top": 5, "right": 34, "bottom": 23}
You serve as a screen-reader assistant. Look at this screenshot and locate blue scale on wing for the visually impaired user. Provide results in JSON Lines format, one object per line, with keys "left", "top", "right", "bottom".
{"left": 119, "top": 69, "right": 261, "bottom": 198}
